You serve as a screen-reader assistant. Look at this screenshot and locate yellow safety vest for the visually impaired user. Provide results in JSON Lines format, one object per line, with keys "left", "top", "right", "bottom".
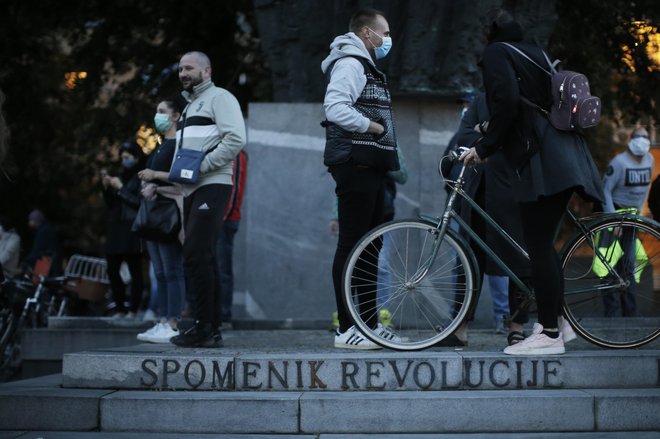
{"left": 591, "top": 209, "right": 649, "bottom": 283}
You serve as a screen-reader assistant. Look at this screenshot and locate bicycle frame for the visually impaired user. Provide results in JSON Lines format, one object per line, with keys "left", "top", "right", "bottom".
{"left": 422, "top": 162, "right": 636, "bottom": 300}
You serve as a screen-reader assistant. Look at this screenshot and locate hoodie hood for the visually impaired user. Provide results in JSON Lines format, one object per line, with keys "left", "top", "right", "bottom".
{"left": 488, "top": 20, "right": 524, "bottom": 43}
{"left": 321, "top": 32, "right": 374, "bottom": 74}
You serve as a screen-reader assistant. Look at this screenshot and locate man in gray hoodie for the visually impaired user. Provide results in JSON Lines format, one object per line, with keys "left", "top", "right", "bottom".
{"left": 321, "top": 8, "right": 400, "bottom": 350}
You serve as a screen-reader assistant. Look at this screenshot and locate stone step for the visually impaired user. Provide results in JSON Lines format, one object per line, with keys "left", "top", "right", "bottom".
{"left": 20, "top": 319, "right": 328, "bottom": 365}
{"left": 1, "top": 375, "right": 659, "bottom": 434}
{"left": 62, "top": 344, "right": 660, "bottom": 392}
{"left": 4, "top": 434, "right": 660, "bottom": 439}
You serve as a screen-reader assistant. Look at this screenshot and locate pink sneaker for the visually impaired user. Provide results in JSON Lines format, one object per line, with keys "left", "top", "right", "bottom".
{"left": 503, "top": 323, "right": 565, "bottom": 355}
{"left": 559, "top": 316, "right": 577, "bottom": 343}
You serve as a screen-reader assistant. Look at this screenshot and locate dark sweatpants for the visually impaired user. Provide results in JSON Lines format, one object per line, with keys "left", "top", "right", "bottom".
{"left": 330, "top": 163, "right": 386, "bottom": 333}
{"left": 182, "top": 184, "right": 232, "bottom": 327}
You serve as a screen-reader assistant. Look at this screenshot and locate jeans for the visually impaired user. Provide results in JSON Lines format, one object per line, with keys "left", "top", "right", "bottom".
{"left": 148, "top": 263, "right": 158, "bottom": 312}
{"left": 216, "top": 220, "right": 240, "bottom": 321}
{"left": 183, "top": 184, "right": 232, "bottom": 327}
{"left": 601, "top": 226, "right": 639, "bottom": 317}
{"left": 146, "top": 240, "right": 186, "bottom": 320}
{"left": 487, "top": 275, "right": 510, "bottom": 320}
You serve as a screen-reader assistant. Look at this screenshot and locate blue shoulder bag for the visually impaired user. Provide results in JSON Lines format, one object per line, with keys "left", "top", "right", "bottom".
{"left": 169, "top": 107, "right": 218, "bottom": 185}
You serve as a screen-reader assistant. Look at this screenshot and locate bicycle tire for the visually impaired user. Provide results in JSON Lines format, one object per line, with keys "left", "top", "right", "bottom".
{"left": 561, "top": 216, "right": 660, "bottom": 348}
{"left": 342, "top": 219, "right": 476, "bottom": 350}
{"left": 0, "top": 311, "right": 18, "bottom": 370}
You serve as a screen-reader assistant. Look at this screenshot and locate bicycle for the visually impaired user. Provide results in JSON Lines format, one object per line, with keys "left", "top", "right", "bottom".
{"left": 342, "top": 148, "right": 660, "bottom": 351}
{"left": 0, "top": 274, "right": 73, "bottom": 378}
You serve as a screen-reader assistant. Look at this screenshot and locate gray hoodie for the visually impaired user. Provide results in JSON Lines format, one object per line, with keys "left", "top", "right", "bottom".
{"left": 321, "top": 33, "right": 376, "bottom": 134}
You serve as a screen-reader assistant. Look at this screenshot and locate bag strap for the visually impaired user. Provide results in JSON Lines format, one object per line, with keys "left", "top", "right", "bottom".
{"left": 500, "top": 42, "right": 553, "bottom": 77}
{"left": 177, "top": 103, "right": 218, "bottom": 156}
{"left": 499, "top": 42, "right": 552, "bottom": 115}
{"left": 178, "top": 104, "right": 190, "bottom": 150}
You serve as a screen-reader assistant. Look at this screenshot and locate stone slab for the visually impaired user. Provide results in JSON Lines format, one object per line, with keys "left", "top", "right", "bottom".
{"left": 320, "top": 434, "right": 660, "bottom": 438}
{"left": 63, "top": 349, "right": 235, "bottom": 390}
{"left": 0, "top": 386, "right": 114, "bottom": 430}
{"left": 48, "top": 316, "right": 154, "bottom": 330}
{"left": 7, "top": 434, "right": 660, "bottom": 439}
{"left": 300, "top": 390, "right": 594, "bottom": 433}
{"left": 591, "top": 388, "right": 660, "bottom": 431}
{"left": 16, "top": 434, "right": 313, "bottom": 439}
{"left": 21, "top": 328, "right": 145, "bottom": 360}
{"left": 100, "top": 391, "right": 300, "bottom": 433}
{"left": 456, "top": 351, "right": 660, "bottom": 390}
{"left": 62, "top": 343, "right": 660, "bottom": 391}
{"left": 235, "top": 352, "right": 462, "bottom": 391}
{"left": 0, "top": 373, "right": 61, "bottom": 389}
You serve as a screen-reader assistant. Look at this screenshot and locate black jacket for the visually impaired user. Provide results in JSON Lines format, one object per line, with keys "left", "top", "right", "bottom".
{"left": 475, "top": 22, "right": 551, "bottom": 168}
{"left": 477, "top": 22, "right": 603, "bottom": 204}
{"left": 102, "top": 168, "right": 143, "bottom": 255}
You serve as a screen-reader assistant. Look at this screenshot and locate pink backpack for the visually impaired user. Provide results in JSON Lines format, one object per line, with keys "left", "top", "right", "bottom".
{"left": 502, "top": 42, "right": 601, "bottom": 131}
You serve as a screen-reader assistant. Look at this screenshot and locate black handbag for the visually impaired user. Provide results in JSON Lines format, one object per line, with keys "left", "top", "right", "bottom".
{"left": 131, "top": 195, "right": 181, "bottom": 242}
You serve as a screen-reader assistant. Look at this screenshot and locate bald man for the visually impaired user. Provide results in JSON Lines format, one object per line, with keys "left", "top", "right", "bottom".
{"left": 161, "top": 51, "right": 246, "bottom": 347}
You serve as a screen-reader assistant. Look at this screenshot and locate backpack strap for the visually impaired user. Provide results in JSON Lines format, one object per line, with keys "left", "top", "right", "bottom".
{"left": 500, "top": 42, "right": 553, "bottom": 77}
{"left": 499, "top": 42, "right": 551, "bottom": 116}
{"left": 541, "top": 51, "right": 561, "bottom": 74}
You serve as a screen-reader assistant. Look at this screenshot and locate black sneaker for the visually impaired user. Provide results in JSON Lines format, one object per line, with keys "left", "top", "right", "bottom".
{"left": 170, "top": 321, "right": 217, "bottom": 348}
{"left": 200, "top": 328, "right": 223, "bottom": 348}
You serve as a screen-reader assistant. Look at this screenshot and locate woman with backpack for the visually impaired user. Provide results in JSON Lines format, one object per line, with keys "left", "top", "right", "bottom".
{"left": 459, "top": 9, "right": 604, "bottom": 355}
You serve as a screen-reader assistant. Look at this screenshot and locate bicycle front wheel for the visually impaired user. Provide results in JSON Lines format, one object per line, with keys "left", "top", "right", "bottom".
{"left": 562, "top": 217, "right": 660, "bottom": 348}
{"left": 342, "top": 219, "right": 476, "bottom": 350}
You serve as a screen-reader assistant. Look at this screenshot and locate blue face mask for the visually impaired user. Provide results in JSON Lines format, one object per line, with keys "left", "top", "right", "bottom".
{"left": 367, "top": 27, "right": 392, "bottom": 60}
{"left": 154, "top": 113, "right": 173, "bottom": 134}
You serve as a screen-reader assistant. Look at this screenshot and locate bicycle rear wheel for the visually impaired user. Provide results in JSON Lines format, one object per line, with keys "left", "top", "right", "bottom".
{"left": 561, "top": 217, "right": 660, "bottom": 348}
{"left": 342, "top": 219, "right": 476, "bottom": 350}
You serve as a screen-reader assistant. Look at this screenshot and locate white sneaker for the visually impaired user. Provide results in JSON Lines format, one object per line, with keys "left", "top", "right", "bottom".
{"left": 376, "top": 323, "right": 402, "bottom": 343}
{"left": 143, "top": 323, "right": 179, "bottom": 344}
{"left": 334, "top": 326, "right": 381, "bottom": 350}
{"left": 137, "top": 323, "right": 163, "bottom": 342}
{"left": 503, "top": 323, "right": 565, "bottom": 355}
{"left": 558, "top": 316, "right": 577, "bottom": 343}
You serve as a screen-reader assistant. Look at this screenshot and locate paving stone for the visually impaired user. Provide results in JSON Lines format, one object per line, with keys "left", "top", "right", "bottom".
{"left": 300, "top": 390, "right": 594, "bottom": 433}
{"left": 591, "top": 388, "right": 660, "bottom": 431}
{"left": 0, "top": 387, "right": 113, "bottom": 430}
{"left": 100, "top": 391, "right": 301, "bottom": 433}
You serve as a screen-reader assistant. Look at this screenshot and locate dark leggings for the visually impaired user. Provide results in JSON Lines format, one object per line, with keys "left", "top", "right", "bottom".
{"left": 519, "top": 189, "right": 573, "bottom": 329}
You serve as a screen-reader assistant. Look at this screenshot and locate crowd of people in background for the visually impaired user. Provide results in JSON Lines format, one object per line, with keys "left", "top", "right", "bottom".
{"left": 0, "top": 9, "right": 657, "bottom": 355}
{"left": 0, "top": 52, "right": 248, "bottom": 350}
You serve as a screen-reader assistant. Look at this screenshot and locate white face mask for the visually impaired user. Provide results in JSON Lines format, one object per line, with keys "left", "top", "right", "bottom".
{"left": 628, "top": 136, "right": 650, "bottom": 157}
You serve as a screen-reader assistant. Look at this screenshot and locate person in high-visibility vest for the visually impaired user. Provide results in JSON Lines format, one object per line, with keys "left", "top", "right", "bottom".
{"left": 599, "top": 128, "right": 653, "bottom": 316}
